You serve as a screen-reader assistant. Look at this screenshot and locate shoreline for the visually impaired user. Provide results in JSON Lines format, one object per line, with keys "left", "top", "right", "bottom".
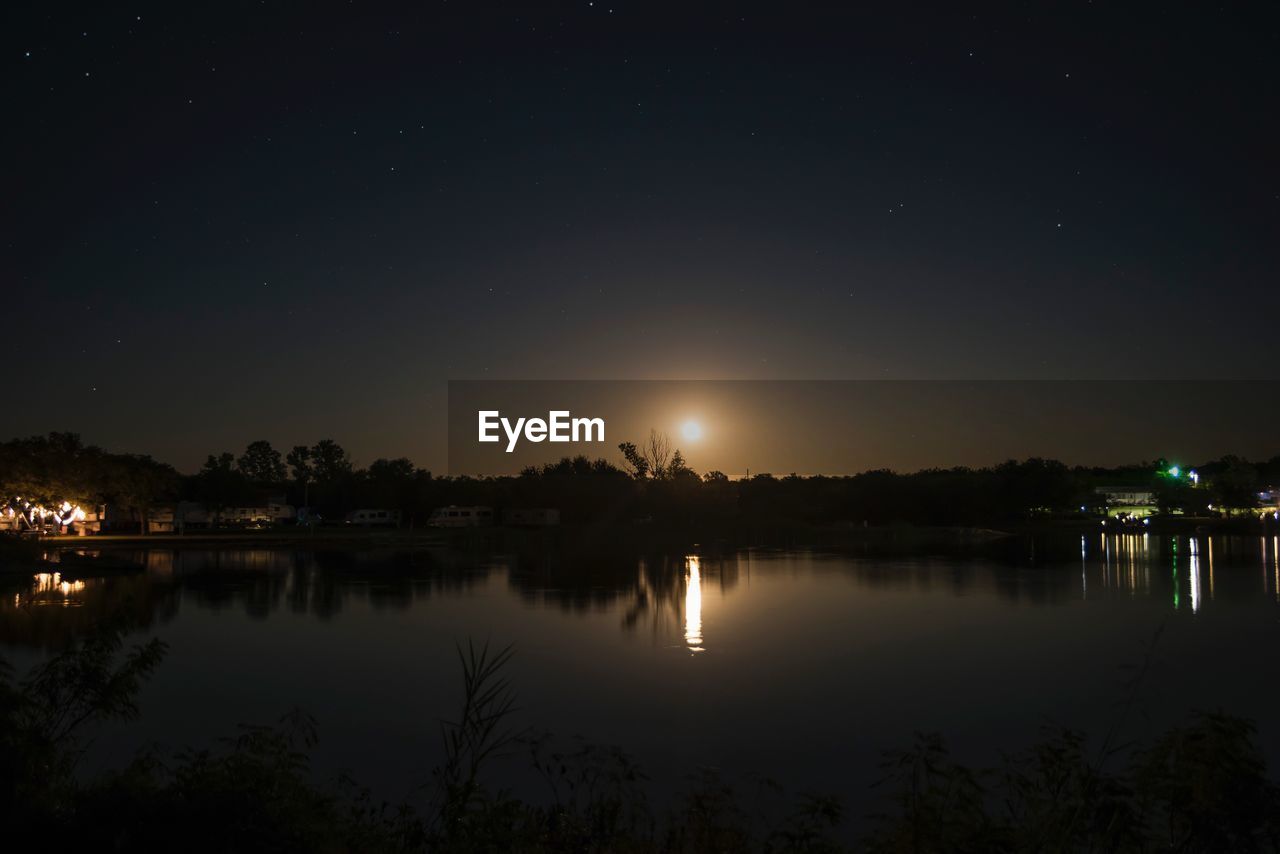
{"left": 3, "top": 514, "right": 1274, "bottom": 554}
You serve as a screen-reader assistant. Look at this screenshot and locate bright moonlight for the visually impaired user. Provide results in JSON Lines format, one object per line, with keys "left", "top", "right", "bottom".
{"left": 681, "top": 419, "right": 703, "bottom": 442}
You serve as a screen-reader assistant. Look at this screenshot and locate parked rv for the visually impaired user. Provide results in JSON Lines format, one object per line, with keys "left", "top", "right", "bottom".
{"left": 344, "top": 508, "right": 402, "bottom": 527}
{"left": 427, "top": 506, "right": 494, "bottom": 528}
{"left": 144, "top": 502, "right": 296, "bottom": 532}
{"left": 212, "top": 503, "right": 296, "bottom": 529}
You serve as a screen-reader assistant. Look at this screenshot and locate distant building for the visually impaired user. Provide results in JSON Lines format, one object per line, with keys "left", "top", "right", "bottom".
{"left": 1095, "top": 486, "right": 1157, "bottom": 518}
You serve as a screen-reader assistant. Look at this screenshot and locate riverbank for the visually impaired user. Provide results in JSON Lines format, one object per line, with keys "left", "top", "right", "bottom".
{"left": 17, "top": 527, "right": 448, "bottom": 549}
{"left": 8, "top": 512, "right": 1276, "bottom": 551}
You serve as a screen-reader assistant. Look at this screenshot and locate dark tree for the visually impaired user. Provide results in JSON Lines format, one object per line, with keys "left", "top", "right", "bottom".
{"left": 617, "top": 442, "right": 649, "bottom": 480}
{"left": 237, "top": 440, "right": 286, "bottom": 484}
{"left": 1209, "top": 456, "right": 1261, "bottom": 513}
{"left": 286, "top": 445, "right": 313, "bottom": 484}
{"left": 310, "top": 439, "right": 353, "bottom": 483}
{"left": 101, "top": 454, "right": 179, "bottom": 536}
{"left": 642, "top": 429, "right": 673, "bottom": 479}
{"left": 286, "top": 445, "right": 314, "bottom": 507}
{"left": 195, "top": 453, "right": 251, "bottom": 522}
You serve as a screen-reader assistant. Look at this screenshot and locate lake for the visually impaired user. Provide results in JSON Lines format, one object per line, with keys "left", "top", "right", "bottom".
{"left": 3, "top": 532, "right": 1280, "bottom": 827}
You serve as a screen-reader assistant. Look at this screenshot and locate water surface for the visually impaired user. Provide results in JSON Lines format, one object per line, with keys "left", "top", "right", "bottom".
{"left": 4, "top": 533, "right": 1280, "bottom": 819}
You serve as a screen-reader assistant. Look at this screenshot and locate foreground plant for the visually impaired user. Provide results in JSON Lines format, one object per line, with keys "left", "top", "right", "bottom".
{"left": 3, "top": 623, "right": 1279, "bottom": 852}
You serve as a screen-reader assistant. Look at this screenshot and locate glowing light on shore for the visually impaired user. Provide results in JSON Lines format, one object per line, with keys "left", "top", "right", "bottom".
{"left": 684, "top": 555, "right": 704, "bottom": 653}
{"left": 3, "top": 497, "right": 88, "bottom": 532}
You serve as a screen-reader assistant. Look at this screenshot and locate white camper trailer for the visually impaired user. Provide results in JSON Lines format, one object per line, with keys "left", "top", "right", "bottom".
{"left": 344, "top": 509, "right": 402, "bottom": 527}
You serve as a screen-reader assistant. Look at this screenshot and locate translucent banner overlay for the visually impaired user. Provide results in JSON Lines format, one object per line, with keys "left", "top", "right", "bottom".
{"left": 447, "top": 380, "right": 1280, "bottom": 477}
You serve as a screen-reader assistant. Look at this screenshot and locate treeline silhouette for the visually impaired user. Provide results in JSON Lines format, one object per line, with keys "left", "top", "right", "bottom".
{"left": 2, "top": 432, "right": 1277, "bottom": 528}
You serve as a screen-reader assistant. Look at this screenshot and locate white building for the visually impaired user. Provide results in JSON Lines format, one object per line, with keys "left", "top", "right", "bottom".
{"left": 1095, "top": 486, "right": 1157, "bottom": 518}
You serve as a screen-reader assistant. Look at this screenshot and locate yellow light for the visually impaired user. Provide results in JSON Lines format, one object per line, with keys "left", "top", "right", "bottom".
{"left": 680, "top": 419, "right": 703, "bottom": 442}
{"left": 684, "top": 555, "right": 704, "bottom": 653}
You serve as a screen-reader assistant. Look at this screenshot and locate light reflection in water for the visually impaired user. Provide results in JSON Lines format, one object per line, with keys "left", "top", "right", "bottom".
{"left": 1263, "top": 537, "right": 1268, "bottom": 596}
{"left": 1141, "top": 533, "right": 1148, "bottom": 593}
{"left": 1189, "top": 538, "right": 1201, "bottom": 614}
{"left": 12, "top": 538, "right": 1280, "bottom": 644}
{"left": 1208, "top": 538, "right": 1215, "bottom": 599}
{"left": 1080, "top": 536, "right": 1087, "bottom": 599}
{"left": 1100, "top": 533, "right": 1153, "bottom": 597}
{"left": 31, "top": 572, "right": 87, "bottom": 605}
{"left": 684, "top": 555, "right": 704, "bottom": 653}
{"left": 1086, "top": 534, "right": 1280, "bottom": 613}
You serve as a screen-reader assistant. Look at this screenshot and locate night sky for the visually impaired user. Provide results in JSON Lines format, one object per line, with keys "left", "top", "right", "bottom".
{"left": 5, "top": 2, "right": 1278, "bottom": 471}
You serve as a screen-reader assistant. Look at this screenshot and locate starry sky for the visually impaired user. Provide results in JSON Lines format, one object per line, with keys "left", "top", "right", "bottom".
{"left": 4, "top": 2, "right": 1278, "bottom": 472}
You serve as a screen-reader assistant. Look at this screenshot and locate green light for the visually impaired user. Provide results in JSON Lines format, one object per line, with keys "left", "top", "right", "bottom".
{"left": 1168, "top": 466, "right": 1180, "bottom": 478}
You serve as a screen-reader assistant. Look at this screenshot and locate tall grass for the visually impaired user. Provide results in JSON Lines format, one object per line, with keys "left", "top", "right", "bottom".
{"left": 428, "top": 640, "right": 519, "bottom": 836}
{"left": 3, "top": 622, "right": 1279, "bottom": 851}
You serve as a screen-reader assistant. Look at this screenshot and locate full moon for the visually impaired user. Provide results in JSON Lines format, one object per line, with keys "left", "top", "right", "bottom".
{"left": 681, "top": 419, "right": 703, "bottom": 441}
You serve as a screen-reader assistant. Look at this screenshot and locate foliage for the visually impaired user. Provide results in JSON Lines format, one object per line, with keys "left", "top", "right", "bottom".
{"left": 430, "top": 640, "right": 521, "bottom": 839}
{"left": 1206, "top": 455, "right": 1263, "bottom": 514}
{"left": 8, "top": 430, "right": 1279, "bottom": 530}
{"left": 288, "top": 444, "right": 315, "bottom": 484}
{"left": 3, "top": 623, "right": 1280, "bottom": 852}
{"left": 864, "top": 716, "right": 1280, "bottom": 852}
{"left": 238, "top": 439, "right": 288, "bottom": 484}
{"left": 0, "top": 432, "right": 179, "bottom": 513}
{"left": 0, "top": 615, "right": 167, "bottom": 822}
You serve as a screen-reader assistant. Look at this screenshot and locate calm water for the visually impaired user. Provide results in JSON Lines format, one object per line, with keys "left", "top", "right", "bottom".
{"left": 4, "top": 534, "right": 1280, "bottom": 820}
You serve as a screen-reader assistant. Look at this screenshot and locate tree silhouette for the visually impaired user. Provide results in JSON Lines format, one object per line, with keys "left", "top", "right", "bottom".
{"left": 285, "top": 445, "right": 314, "bottom": 509}
{"left": 310, "top": 439, "right": 352, "bottom": 483}
{"left": 617, "top": 442, "right": 649, "bottom": 480}
{"left": 642, "top": 429, "right": 673, "bottom": 479}
{"left": 1210, "top": 455, "right": 1261, "bottom": 513}
{"left": 196, "top": 453, "right": 250, "bottom": 523}
{"left": 237, "top": 440, "right": 286, "bottom": 485}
